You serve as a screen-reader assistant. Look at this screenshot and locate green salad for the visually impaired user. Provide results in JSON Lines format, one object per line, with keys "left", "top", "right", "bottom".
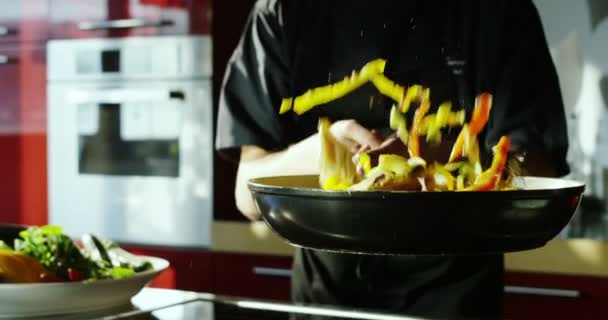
{"left": 5, "top": 225, "right": 152, "bottom": 282}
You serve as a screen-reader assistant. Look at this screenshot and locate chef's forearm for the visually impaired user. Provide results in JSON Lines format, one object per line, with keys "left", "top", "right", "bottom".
{"left": 235, "top": 134, "right": 320, "bottom": 220}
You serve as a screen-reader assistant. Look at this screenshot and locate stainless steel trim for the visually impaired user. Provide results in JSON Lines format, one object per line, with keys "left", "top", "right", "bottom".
{"left": 231, "top": 299, "right": 422, "bottom": 320}
{"left": 68, "top": 88, "right": 182, "bottom": 104}
{"left": 0, "top": 26, "right": 8, "bottom": 36}
{"left": 504, "top": 285, "right": 581, "bottom": 298}
{"left": 78, "top": 19, "right": 174, "bottom": 31}
{"left": 252, "top": 267, "right": 292, "bottom": 278}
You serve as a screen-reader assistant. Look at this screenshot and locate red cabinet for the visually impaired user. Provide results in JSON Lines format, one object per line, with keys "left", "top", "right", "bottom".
{"left": 49, "top": 0, "right": 211, "bottom": 39}
{"left": 213, "top": 252, "right": 293, "bottom": 301}
{"left": 0, "top": 1, "right": 49, "bottom": 227}
{"left": 116, "top": 249, "right": 292, "bottom": 301}
{"left": 0, "top": 42, "right": 47, "bottom": 226}
{"left": 0, "top": 43, "right": 47, "bottom": 136}
{"left": 122, "top": 245, "right": 214, "bottom": 293}
{"left": 504, "top": 272, "right": 608, "bottom": 320}
{"left": 0, "top": 1, "right": 49, "bottom": 43}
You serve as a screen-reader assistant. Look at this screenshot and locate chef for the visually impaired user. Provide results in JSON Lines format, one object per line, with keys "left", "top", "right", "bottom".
{"left": 215, "top": 0, "right": 569, "bottom": 318}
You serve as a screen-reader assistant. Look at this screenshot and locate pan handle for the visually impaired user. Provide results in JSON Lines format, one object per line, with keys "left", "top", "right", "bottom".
{"left": 504, "top": 285, "right": 581, "bottom": 298}
{"left": 253, "top": 267, "right": 292, "bottom": 278}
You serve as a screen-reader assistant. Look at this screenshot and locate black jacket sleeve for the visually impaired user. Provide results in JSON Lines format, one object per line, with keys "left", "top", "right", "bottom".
{"left": 479, "top": 0, "right": 570, "bottom": 176}
{"left": 215, "top": 0, "right": 291, "bottom": 158}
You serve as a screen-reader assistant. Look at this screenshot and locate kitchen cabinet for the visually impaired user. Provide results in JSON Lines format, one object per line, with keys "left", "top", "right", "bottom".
{"left": 213, "top": 252, "right": 293, "bottom": 301}
{"left": 504, "top": 271, "right": 608, "bottom": 319}
{"left": 49, "top": 0, "right": 210, "bottom": 39}
{"left": 0, "top": 42, "right": 47, "bottom": 226}
{"left": 0, "top": 1, "right": 49, "bottom": 227}
{"left": 122, "top": 245, "right": 214, "bottom": 293}
{"left": 0, "top": 0, "right": 49, "bottom": 43}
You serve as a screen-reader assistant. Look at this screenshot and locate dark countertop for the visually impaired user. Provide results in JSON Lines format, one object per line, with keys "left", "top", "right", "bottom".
{"left": 29, "top": 288, "right": 427, "bottom": 320}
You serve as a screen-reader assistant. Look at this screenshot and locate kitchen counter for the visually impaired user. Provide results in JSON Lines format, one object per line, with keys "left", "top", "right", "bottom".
{"left": 211, "top": 221, "right": 608, "bottom": 277}
{"left": 35, "top": 288, "right": 428, "bottom": 320}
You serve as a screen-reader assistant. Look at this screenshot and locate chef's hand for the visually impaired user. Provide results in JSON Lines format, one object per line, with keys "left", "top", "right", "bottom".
{"left": 328, "top": 119, "right": 383, "bottom": 153}
{"left": 235, "top": 119, "right": 382, "bottom": 220}
{"left": 358, "top": 129, "right": 461, "bottom": 166}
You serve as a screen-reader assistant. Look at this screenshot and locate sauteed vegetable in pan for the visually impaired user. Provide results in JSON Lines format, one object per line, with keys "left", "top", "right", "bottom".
{"left": 280, "top": 59, "right": 515, "bottom": 192}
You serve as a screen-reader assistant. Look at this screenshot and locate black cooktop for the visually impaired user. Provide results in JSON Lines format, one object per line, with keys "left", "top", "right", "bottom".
{"left": 72, "top": 288, "right": 426, "bottom": 320}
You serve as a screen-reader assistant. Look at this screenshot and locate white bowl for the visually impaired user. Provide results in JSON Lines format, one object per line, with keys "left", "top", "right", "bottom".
{"left": 0, "top": 256, "right": 169, "bottom": 318}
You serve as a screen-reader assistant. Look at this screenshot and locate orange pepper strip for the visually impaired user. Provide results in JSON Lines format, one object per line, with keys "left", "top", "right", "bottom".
{"left": 448, "top": 92, "right": 492, "bottom": 163}
{"left": 408, "top": 89, "right": 431, "bottom": 157}
{"left": 462, "top": 136, "right": 510, "bottom": 191}
{"left": 469, "top": 92, "right": 493, "bottom": 136}
{"left": 448, "top": 124, "right": 469, "bottom": 162}
{"left": 465, "top": 173, "right": 498, "bottom": 191}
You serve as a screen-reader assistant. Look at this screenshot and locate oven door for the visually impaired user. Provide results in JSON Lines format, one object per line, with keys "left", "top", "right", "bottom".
{"left": 48, "top": 80, "right": 213, "bottom": 247}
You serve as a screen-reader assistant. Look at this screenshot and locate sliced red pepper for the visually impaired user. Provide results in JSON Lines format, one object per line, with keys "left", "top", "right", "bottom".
{"left": 489, "top": 135, "right": 510, "bottom": 174}
{"left": 465, "top": 174, "right": 497, "bottom": 191}
{"left": 67, "top": 268, "right": 84, "bottom": 282}
{"left": 469, "top": 92, "right": 492, "bottom": 136}
{"left": 462, "top": 136, "right": 510, "bottom": 191}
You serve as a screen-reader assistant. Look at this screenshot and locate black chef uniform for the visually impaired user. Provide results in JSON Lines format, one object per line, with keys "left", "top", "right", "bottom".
{"left": 216, "top": 0, "right": 569, "bottom": 319}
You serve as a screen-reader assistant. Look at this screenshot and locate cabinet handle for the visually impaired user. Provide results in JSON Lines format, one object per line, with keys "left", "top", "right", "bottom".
{"left": 253, "top": 267, "right": 292, "bottom": 278}
{"left": 78, "top": 18, "right": 174, "bottom": 31}
{"left": 0, "top": 55, "right": 15, "bottom": 65}
{"left": 504, "top": 285, "right": 581, "bottom": 298}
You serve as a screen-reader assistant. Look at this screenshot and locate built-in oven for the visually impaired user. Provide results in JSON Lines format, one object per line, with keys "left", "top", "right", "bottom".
{"left": 47, "top": 36, "right": 213, "bottom": 247}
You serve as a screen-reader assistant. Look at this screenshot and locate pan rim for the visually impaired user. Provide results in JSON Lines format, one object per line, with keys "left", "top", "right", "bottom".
{"left": 248, "top": 175, "right": 585, "bottom": 199}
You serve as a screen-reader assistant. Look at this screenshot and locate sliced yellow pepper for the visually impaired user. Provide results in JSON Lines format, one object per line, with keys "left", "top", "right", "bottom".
{"left": 280, "top": 59, "right": 386, "bottom": 115}
{"left": 389, "top": 105, "right": 406, "bottom": 130}
{"left": 322, "top": 175, "right": 352, "bottom": 191}
{"left": 456, "top": 174, "right": 465, "bottom": 190}
{"left": 378, "top": 154, "right": 411, "bottom": 176}
{"left": 358, "top": 152, "right": 372, "bottom": 176}
{"left": 426, "top": 102, "right": 451, "bottom": 142}
{"left": 432, "top": 163, "right": 456, "bottom": 191}
{"left": 401, "top": 85, "right": 425, "bottom": 113}
{"left": 371, "top": 74, "right": 405, "bottom": 104}
{"left": 397, "top": 122, "right": 409, "bottom": 145}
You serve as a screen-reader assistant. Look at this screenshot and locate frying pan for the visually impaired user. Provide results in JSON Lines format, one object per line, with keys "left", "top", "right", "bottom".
{"left": 248, "top": 175, "right": 585, "bottom": 255}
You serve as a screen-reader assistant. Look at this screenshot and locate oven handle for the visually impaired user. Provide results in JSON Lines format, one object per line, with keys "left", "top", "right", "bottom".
{"left": 252, "top": 267, "right": 292, "bottom": 278}
{"left": 504, "top": 285, "right": 581, "bottom": 298}
{"left": 68, "top": 89, "right": 185, "bottom": 104}
{"left": 78, "top": 19, "right": 174, "bottom": 31}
